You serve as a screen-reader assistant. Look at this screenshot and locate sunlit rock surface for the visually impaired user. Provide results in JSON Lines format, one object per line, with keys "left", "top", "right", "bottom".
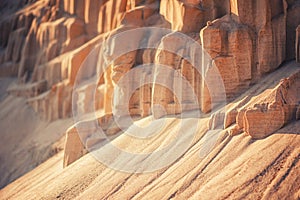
{"left": 0, "top": 0, "right": 300, "bottom": 198}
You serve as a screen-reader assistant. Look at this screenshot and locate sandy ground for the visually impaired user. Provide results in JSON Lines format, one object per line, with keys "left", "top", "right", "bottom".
{"left": 0, "top": 120, "right": 299, "bottom": 200}
{"left": 0, "top": 62, "right": 299, "bottom": 199}
{"left": 0, "top": 78, "right": 74, "bottom": 189}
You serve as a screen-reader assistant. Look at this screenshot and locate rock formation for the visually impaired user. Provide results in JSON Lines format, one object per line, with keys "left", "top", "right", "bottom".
{"left": 0, "top": 0, "right": 300, "bottom": 166}
{"left": 242, "top": 71, "right": 300, "bottom": 138}
{"left": 1, "top": 0, "right": 300, "bottom": 197}
{"left": 1, "top": 0, "right": 299, "bottom": 120}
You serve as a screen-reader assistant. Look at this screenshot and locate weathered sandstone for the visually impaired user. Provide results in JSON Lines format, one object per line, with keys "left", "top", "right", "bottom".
{"left": 201, "top": 15, "right": 253, "bottom": 100}
{"left": 160, "top": 0, "right": 229, "bottom": 33}
{"left": 0, "top": 0, "right": 300, "bottom": 168}
{"left": 239, "top": 71, "right": 300, "bottom": 138}
{"left": 230, "top": 0, "right": 287, "bottom": 75}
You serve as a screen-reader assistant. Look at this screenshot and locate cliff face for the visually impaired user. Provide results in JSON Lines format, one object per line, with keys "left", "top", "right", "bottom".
{"left": 0, "top": 0, "right": 300, "bottom": 194}
{"left": 1, "top": 0, "right": 299, "bottom": 122}
{"left": 0, "top": 0, "right": 137, "bottom": 121}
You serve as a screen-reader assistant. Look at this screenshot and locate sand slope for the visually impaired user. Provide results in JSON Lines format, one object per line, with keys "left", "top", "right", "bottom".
{"left": 0, "top": 78, "right": 74, "bottom": 189}
{"left": 0, "top": 63, "right": 299, "bottom": 199}
{"left": 0, "top": 121, "right": 299, "bottom": 199}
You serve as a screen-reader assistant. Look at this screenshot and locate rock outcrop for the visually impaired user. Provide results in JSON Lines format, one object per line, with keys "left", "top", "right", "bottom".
{"left": 1, "top": 0, "right": 300, "bottom": 122}
{"left": 0, "top": 0, "right": 146, "bottom": 121}
{"left": 243, "top": 71, "right": 300, "bottom": 138}
{"left": 1, "top": 1, "right": 300, "bottom": 196}
{"left": 1, "top": 0, "right": 300, "bottom": 167}
{"left": 221, "top": 66, "right": 300, "bottom": 139}
{"left": 201, "top": 15, "right": 253, "bottom": 100}
{"left": 160, "top": 0, "right": 229, "bottom": 33}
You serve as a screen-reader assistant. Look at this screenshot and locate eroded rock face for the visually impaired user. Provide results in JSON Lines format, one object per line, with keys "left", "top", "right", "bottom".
{"left": 2, "top": 0, "right": 299, "bottom": 122}
{"left": 63, "top": 113, "right": 122, "bottom": 167}
{"left": 0, "top": 0, "right": 142, "bottom": 121}
{"left": 201, "top": 15, "right": 253, "bottom": 100}
{"left": 160, "top": 0, "right": 229, "bottom": 33}
{"left": 1, "top": 0, "right": 300, "bottom": 167}
{"left": 244, "top": 103, "right": 286, "bottom": 139}
{"left": 239, "top": 71, "right": 300, "bottom": 139}
{"left": 231, "top": 0, "right": 287, "bottom": 75}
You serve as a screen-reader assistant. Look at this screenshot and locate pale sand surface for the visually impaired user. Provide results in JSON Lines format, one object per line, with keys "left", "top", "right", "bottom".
{"left": 0, "top": 63, "right": 300, "bottom": 199}
{"left": 0, "top": 120, "right": 299, "bottom": 200}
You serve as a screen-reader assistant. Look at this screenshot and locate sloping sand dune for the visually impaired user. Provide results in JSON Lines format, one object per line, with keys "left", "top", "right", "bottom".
{"left": 0, "top": 63, "right": 299, "bottom": 199}
{"left": 0, "top": 78, "right": 73, "bottom": 189}
{"left": 0, "top": 121, "right": 299, "bottom": 200}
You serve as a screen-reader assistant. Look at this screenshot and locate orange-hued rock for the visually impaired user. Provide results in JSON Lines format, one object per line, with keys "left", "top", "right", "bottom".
{"left": 160, "top": 0, "right": 229, "bottom": 33}
{"left": 2, "top": 0, "right": 300, "bottom": 196}
{"left": 97, "top": 0, "right": 130, "bottom": 34}
{"left": 103, "top": 65, "right": 114, "bottom": 114}
{"left": 227, "top": 124, "right": 242, "bottom": 136}
{"left": 35, "top": 17, "right": 85, "bottom": 65}
{"left": 151, "top": 32, "right": 202, "bottom": 117}
{"left": 230, "top": 0, "right": 287, "bottom": 75}
{"left": 152, "top": 34, "right": 182, "bottom": 118}
{"left": 201, "top": 15, "right": 253, "bottom": 100}
{"left": 244, "top": 103, "right": 286, "bottom": 139}
{"left": 102, "top": 24, "right": 144, "bottom": 117}
{"left": 18, "top": 18, "right": 39, "bottom": 81}
{"left": 62, "top": 0, "right": 85, "bottom": 19}
{"left": 84, "top": 0, "right": 100, "bottom": 36}
{"left": 219, "top": 62, "right": 300, "bottom": 138}
{"left": 2, "top": 0, "right": 298, "bottom": 124}
{"left": 33, "top": 59, "right": 62, "bottom": 87}
{"left": 99, "top": 1, "right": 162, "bottom": 117}
{"left": 63, "top": 125, "right": 88, "bottom": 167}
{"left": 240, "top": 71, "right": 300, "bottom": 139}
{"left": 95, "top": 84, "right": 105, "bottom": 110}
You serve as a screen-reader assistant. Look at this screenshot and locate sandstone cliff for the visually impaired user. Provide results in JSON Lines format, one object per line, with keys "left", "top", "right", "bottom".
{"left": 1, "top": 0, "right": 299, "bottom": 122}
{"left": 0, "top": 0, "right": 300, "bottom": 197}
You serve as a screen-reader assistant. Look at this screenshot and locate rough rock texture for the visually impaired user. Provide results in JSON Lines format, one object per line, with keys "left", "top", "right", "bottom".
{"left": 1, "top": 0, "right": 299, "bottom": 122}
{"left": 160, "top": 0, "right": 229, "bottom": 33}
{"left": 220, "top": 63, "right": 300, "bottom": 139}
{"left": 243, "top": 71, "right": 300, "bottom": 138}
{"left": 1, "top": 0, "right": 300, "bottom": 179}
{"left": 201, "top": 15, "right": 253, "bottom": 100}
{"left": 230, "top": 0, "right": 287, "bottom": 75}
{"left": 0, "top": 0, "right": 143, "bottom": 121}
{"left": 63, "top": 113, "right": 123, "bottom": 167}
